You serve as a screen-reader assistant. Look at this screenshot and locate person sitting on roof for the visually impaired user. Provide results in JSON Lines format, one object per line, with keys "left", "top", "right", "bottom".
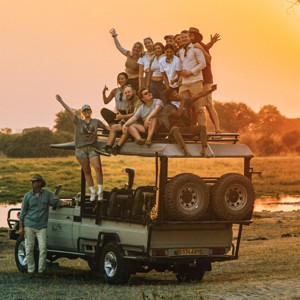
{"left": 121, "top": 88, "right": 164, "bottom": 147}
{"left": 159, "top": 85, "right": 217, "bottom": 157}
{"left": 102, "top": 84, "right": 142, "bottom": 154}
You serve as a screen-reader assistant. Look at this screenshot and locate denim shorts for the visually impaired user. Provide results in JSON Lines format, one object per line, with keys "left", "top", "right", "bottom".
{"left": 75, "top": 145, "right": 99, "bottom": 160}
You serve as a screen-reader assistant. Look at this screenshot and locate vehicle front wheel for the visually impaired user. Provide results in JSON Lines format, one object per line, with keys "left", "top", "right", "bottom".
{"left": 15, "top": 236, "right": 27, "bottom": 273}
{"left": 100, "top": 242, "right": 131, "bottom": 284}
{"left": 15, "top": 236, "right": 39, "bottom": 273}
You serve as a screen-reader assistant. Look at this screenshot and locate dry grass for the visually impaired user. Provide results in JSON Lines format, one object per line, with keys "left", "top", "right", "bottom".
{"left": 1, "top": 211, "right": 300, "bottom": 299}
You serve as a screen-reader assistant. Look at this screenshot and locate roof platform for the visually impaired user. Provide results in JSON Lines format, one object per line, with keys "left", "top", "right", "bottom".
{"left": 50, "top": 131, "right": 253, "bottom": 158}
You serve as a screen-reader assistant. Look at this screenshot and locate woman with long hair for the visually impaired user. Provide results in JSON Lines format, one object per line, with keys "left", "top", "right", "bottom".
{"left": 101, "top": 72, "right": 129, "bottom": 126}
{"left": 146, "top": 42, "right": 166, "bottom": 103}
{"left": 109, "top": 28, "right": 144, "bottom": 91}
{"left": 138, "top": 37, "right": 155, "bottom": 90}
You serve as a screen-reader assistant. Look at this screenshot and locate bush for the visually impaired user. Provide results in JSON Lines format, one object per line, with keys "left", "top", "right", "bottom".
{"left": 6, "top": 127, "right": 72, "bottom": 158}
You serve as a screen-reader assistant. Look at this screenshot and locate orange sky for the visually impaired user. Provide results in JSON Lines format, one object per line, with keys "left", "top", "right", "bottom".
{"left": 1, "top": 0, "right": 300, "bottom": 131}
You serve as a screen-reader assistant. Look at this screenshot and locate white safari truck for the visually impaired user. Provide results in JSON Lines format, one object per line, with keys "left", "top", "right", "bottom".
{"left": 8, "top": 133, "right": 256, "bottom": 284}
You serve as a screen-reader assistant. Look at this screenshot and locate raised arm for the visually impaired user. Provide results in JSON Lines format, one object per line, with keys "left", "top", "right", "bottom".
{"left": 56, "top": 94, "right": 76, "bottom": 118}
{"left": 109, "top": 28, "right": 129, "bottom": 56}
{"left": 205, "top": 33, "right": 221, "bottom": 50}
{"left": 194, "top": 43, "right": 212, "bottom": 64}
{"left": 102, "top": 85, "right": 116, "bottom": 104}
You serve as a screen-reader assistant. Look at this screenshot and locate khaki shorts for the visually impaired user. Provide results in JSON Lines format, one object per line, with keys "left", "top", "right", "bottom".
{"left": 179, "top": 80, "right": 204, "bottom": 100}
{"left": 75, "top": 145, "right": 99, "bottom": 160}
{"left": 196, "top": 83, "right": 213, "bottom": 107}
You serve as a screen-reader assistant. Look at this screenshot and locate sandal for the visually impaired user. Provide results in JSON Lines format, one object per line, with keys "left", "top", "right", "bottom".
{"left": 145, "top": 140, "right": 152, "bottom": 146}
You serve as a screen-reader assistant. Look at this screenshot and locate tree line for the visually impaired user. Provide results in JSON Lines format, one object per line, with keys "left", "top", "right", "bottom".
{"left": 0, "top": 103, "right": 299, "bottom": 158}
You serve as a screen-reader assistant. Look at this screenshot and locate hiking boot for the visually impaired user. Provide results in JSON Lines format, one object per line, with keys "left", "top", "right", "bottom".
{"left": 135, "top": 139, "right": 146, "bottom": 145}
{"left": 94, "top": 148, "right": 111, "bottom": 156}
{"left": 182, "top": 147, "right": 191, "bottom": 157}
{"left": 200, "top": 146, "right": 209, "bottom": 158}
{"left": 111, "top": 145, "right": 121, "bottom": 155}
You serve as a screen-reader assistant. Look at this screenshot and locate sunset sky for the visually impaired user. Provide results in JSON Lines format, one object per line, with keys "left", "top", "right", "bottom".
{"left": 1, "top": 0, "right": 300, "bottom": 131}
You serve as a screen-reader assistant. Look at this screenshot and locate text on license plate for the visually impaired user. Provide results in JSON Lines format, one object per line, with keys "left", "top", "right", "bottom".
{"left": 175, "top": 248, "right": 209, "bottom": 256}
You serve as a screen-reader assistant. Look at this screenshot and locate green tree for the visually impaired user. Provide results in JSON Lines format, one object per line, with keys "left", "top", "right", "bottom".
{"left": 54, "top": 109, "right": 80, "bottom": 133}
{"left": 214, "top": 101, "right": 257, "bottom": 132}
{"left": 0, "top": 132, "right": 19, "bottom": 156}
{"left": 255, "top": 105, "right": 285, "bottom": 135}
{"left": 6, "top": 127, "right": 71, "bottom": 158}
{"left": 256, "top": 135, "right": 284, "bottom": 156}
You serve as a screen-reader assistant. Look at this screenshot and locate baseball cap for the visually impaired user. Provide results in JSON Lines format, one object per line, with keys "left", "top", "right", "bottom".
{"left": 81, "top": 104, "right": 91, "bottom": 111}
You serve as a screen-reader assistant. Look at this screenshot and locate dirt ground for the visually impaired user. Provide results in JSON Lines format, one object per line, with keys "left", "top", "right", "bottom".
{"left": 0, "top": 210, "right": 300, "bottom": 300}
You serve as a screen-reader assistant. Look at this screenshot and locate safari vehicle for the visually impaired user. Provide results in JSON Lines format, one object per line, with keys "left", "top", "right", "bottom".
{"left": 8, "top": 132, "right": 256, "bottom": 284}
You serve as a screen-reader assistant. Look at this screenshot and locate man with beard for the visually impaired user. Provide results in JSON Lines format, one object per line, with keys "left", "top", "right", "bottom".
{"left": 101, "top": 84, "right": 142, "bottom": 154}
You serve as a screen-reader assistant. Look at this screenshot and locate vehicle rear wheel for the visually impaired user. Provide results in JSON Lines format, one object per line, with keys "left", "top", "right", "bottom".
{"left": 100, "top": 242, "right": 131, "bottom": 284}
{"left": 165, "top": 173, "right": 209, "bottom": 221}
{"left": 211, "top": 173, "right": 255, "bottom": 221}
{"left": 176, "top": 264, "right": 205, "bottom": 282}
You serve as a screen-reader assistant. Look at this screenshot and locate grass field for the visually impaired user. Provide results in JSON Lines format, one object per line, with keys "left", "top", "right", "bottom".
{"left": 0, "top": 155, "right": 300, "bottom": 202}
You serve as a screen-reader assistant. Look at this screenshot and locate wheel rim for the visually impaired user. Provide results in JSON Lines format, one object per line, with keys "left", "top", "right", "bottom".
{"left": 224, "top": 184, "right": 247, "bottom": 210}
{"left": 104, "top": 251, "right": 117, "bottom": 278}
{"left": 178, "top": 184, "right": 201, "bottom": 211}
{"left": 18, "top": 241, "right": 27, "bottom": 267}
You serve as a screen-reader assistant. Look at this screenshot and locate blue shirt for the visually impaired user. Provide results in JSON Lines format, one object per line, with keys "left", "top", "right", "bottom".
{"left": 19, "top": 189, "right": 61, "bottom": 229}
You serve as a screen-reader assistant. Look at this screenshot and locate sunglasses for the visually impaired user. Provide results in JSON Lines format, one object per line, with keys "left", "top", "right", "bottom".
{"left": 142, "top": 91, "right": 151, "bottom": 96}
{"left": 119, "top": 92, "right": 123, "bottom": 101}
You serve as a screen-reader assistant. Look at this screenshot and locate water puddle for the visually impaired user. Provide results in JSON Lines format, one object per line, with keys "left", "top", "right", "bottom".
{"left": 254, "top": 195, "right": 300, "bottom": 212}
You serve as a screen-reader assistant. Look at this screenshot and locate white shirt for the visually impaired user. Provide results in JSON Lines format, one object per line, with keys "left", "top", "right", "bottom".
{"left": 150, "top": 55, "right": 165, "bottom": 77}
{"left": 178, "top": 43, "right": 206, "bottom": 84}
{"left": 159, "top": 56, "right": 182, "bottom": 88}
{"left": 137, "top": 52, "right": 155, "bottom": 72}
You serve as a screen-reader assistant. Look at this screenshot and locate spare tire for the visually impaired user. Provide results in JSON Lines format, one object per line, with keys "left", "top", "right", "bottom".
{"left": 211, "top": 173, "right": 255, "bottom": 221}
{"left": 165, "top": 173, "right": 209, "bottom": 221}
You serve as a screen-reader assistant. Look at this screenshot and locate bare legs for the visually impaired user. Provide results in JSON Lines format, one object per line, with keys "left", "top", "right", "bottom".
{"left": 76, "top": 156, "right": 103, "bottom": 187}
{"left": 127, "top": 118, "right": 158, "bottom": 145}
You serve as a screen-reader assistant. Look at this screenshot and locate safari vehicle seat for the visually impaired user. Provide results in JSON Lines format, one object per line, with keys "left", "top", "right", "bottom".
{"left": 106, "top": 188, "right": 134, "bottom": 219}
{"left": 130, "top": 186, "right": 156, "bottom": 222}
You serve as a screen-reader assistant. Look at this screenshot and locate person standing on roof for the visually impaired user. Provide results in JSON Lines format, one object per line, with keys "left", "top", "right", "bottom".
{"left": 178, "top": 29, "right": 207, "bottom": 128}
{"left": 189, "top": 27, "right": 221, "bottom": 134}
{"left": 56, "top": 95, "right": 110, "bottom": 202}
{"left": 109, "top": 28, "right": 144, "bottom": 91}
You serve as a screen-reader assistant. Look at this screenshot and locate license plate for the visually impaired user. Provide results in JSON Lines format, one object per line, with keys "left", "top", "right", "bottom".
{"left": 175, "top": 248, "right": 209, "bottom": 256}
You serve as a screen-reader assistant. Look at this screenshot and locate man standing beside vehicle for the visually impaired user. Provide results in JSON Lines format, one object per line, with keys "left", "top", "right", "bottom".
{"left": 19, "top": 174, "right": 69, "bottom": 278}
